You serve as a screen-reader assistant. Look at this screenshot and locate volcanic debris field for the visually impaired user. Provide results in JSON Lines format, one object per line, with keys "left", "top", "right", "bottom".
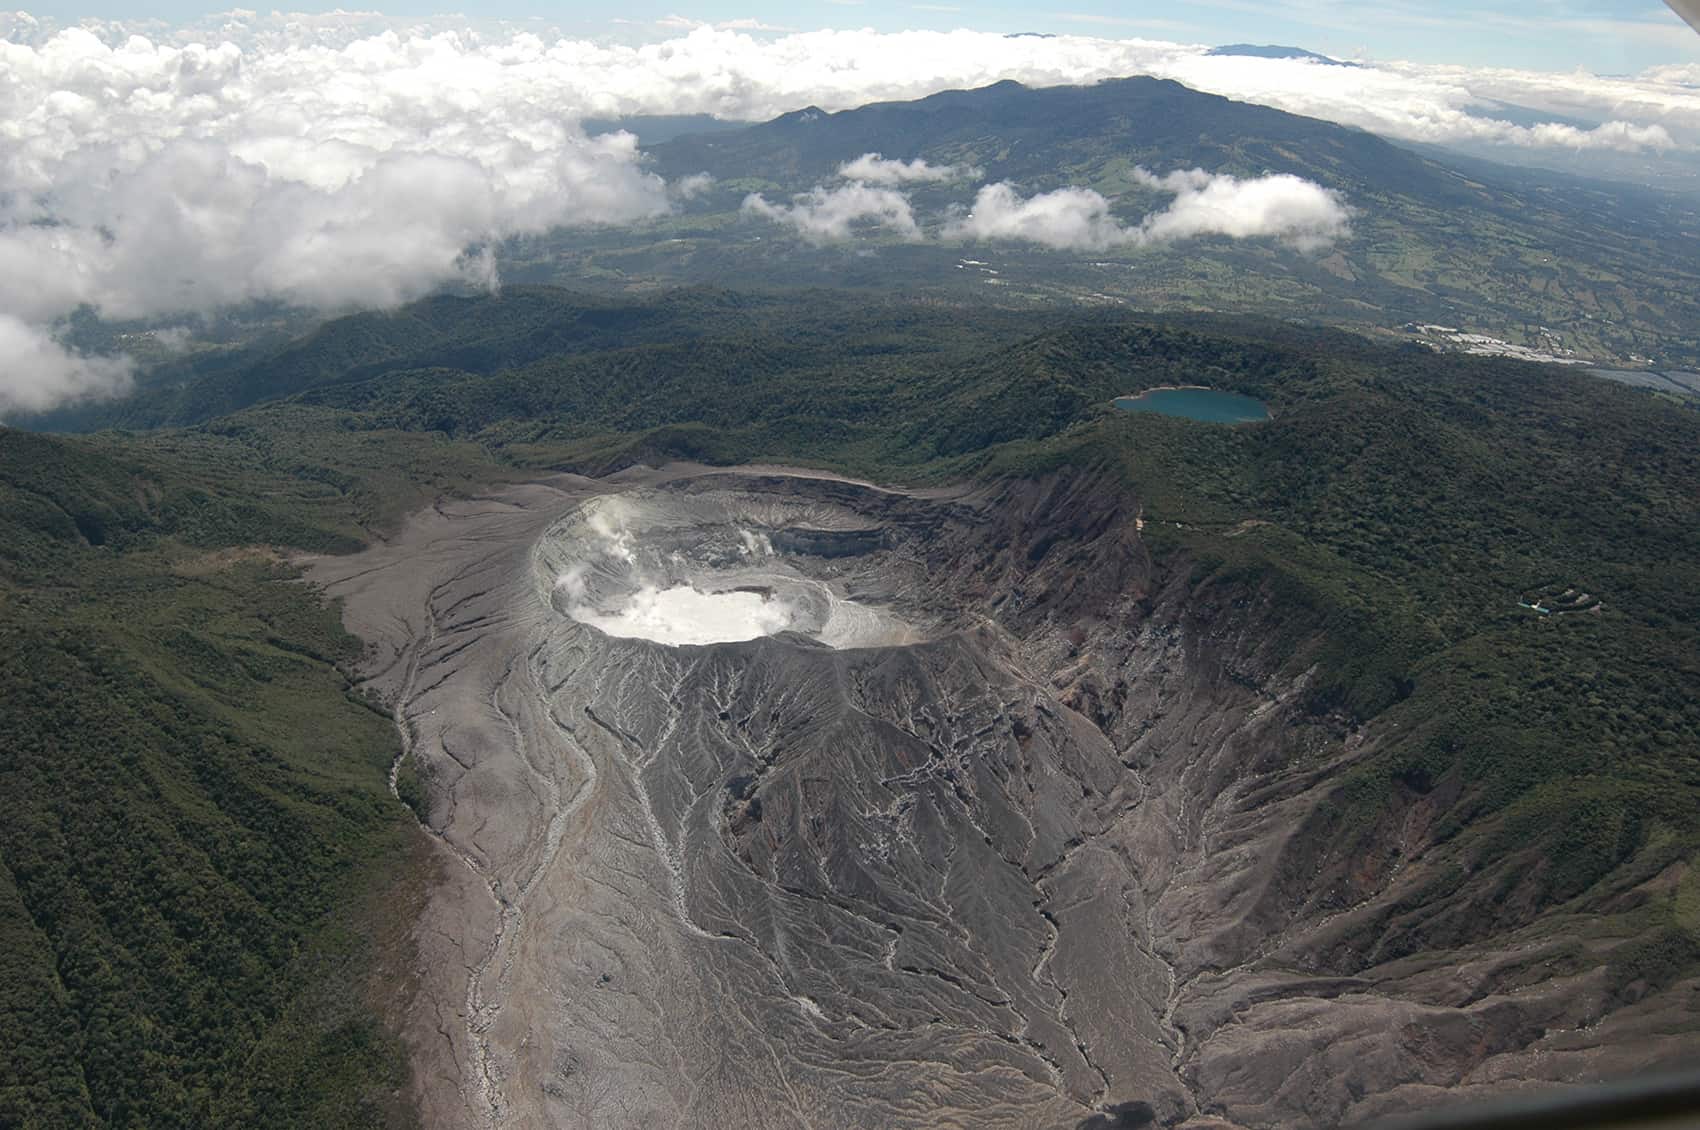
{"left": 313, "top": 465, "right": 1695, "bottom": 1130}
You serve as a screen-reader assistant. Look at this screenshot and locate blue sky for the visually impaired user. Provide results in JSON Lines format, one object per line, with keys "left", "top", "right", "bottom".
{"left": 27, "top": 1, "right": 1698, "bottom": 73}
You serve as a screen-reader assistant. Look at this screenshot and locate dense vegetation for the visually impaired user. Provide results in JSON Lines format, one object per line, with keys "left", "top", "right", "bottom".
{"left": 0, "top": 427, "right": 504, "bottom": 1127}
{"left": 6, "top": 283, "right": 1697, "bottom": 1122}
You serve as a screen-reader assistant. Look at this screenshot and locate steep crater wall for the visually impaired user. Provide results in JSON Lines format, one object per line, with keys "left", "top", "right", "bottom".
{"left": 313, "top": 466, "right": 1696, "bottom": 1130}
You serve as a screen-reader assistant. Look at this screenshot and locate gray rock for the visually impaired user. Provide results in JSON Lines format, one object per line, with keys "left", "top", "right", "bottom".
{"left": 309, "top": 465, "right": 1697, "bottom": 1130}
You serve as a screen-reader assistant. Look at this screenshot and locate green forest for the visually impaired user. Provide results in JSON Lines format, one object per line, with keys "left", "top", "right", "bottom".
{"left": 0, "top": 428, "right": 499, "bottom": 1128}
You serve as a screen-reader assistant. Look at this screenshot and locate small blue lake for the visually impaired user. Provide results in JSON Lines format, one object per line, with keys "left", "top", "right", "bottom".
{"left": 1115, "top": 387, "right": 1270, "bottom": 424}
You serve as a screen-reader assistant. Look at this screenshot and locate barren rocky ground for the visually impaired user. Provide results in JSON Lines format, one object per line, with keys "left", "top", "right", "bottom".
{"left": 310, "top": 465, "right": 1699, "bottom": 1130}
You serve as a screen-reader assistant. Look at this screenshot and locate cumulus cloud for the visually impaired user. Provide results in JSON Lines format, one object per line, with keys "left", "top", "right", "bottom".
{"left": 1642, "top": 63, "right": 1700, "bottom": 86}
{"left": 1131, "top": 168, "right": 1352, "bottom": 251}
{"left": 742, "top": 184, "right": 921, "bottom": 241}
{"left": 0, "top": 24, "right": 679, "bottom": 413}
{"left": 1521, "top": 120, "right": 1672, "bottom": 150}
{"left": 14, "top": 17, "right": 1691, "bottom": 148}
{"left": 836, "top": 153, "right": 981, "bottom": 183}
{"left": 950, "top": 168, "right": 1351, "bottom": 251}
{"left": 1, "top": 15, "right": 1693, "bottom": 413}
{"left": 948, "top": 185, "right": 1131, "bottom": 250}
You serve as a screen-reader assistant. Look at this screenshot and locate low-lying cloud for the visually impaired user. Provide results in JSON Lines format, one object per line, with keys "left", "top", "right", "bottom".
{"left": 1132, "top": 168, "right": 1352, "bottom": 251}
{"left": 1161, "top": 54, "right": 1686, "bottom": 155}
{"left": 948, "top": 168, "right": 1351, "bottom": 251}
{"left": 0, "top": 315, "right": 134, "bottom": 416}
{"left": 0, "top": 23, "right": 680, "bottom": 414}
{"left": 947, "top": 185, "right": 1129, "bottom": 250}
{"left": 837, "top": 153, "right": 981, "bottom": 183}
{"left": 742, "top": 166, "right": 1350, "bottom": 250}
{"left": 2, "top": 14, "right": 1693, "bottom": 412}
{"left": 742, "top": 184, "right": 922, "bottom": 241}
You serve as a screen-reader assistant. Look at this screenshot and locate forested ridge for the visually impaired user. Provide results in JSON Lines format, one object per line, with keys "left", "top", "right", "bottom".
{"left": 0, "top": 427, "right": 503, "bottom": 1127}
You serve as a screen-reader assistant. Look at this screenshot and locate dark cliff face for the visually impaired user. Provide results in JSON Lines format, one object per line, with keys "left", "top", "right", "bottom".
{"left": 319, "top": 466, "right": 1695, "bottom": 1130}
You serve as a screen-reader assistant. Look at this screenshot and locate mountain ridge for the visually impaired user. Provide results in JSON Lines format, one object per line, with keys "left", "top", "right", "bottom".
{"left": 571, "top": 76, "right": 1700, "bottom": 364}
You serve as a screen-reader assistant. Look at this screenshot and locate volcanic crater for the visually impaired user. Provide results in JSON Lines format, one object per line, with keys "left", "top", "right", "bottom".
{"left": 311, "top": 465, "right": 1693, "bottom": 1130}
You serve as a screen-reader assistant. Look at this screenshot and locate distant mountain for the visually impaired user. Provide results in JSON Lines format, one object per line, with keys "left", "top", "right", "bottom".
{"left": 581, "top": 113, "right": 745, "bottom": 145}
{"left": 648, "top": 77, "right": 1435, "bottom": 192}
{"left": 1463, "top": 100, "right": 1602, "bottom": 132}
{"left": 1208, "top": 42, "right": 1357, "bottom": 65}
{"left": 624, "top": 77, "right": 1700, "bottom": 365}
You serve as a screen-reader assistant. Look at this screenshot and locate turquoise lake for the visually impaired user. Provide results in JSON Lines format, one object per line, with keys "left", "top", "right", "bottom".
{"left": 1115, "top": 387, "right": 1270, "bottom": 423}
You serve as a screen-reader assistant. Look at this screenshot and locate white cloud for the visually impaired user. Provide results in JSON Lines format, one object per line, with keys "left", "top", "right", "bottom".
{"left": 1159, "top": 53, "right": 1691, "bottom": 154}
{"left": 949, "top": 168, "right": 1351, "bottom": 251}
{"left": 1642, "top": 63, "right": 1700, "bottom": 85}
{"left": 0, "top": 24, "right": 684, "bottom": 412}
{"left": 671, "top": 172, "right": 716, "bottom": 199}
{"left": 948, "top": 184, "right": 1131, "bottom": 250}
{"left": 742, "top": 184, "right": 922, "bottom": 241}
{"left": 0, "top": 16, "right": 1693, "bottom": 412}
{"left": 837, "top": 153, "right": 982, "bottom": 183}
{"left": 4, "top": 19, "right": 1693, "bottom": 150}
{"left": 746, "top": 167, "right": 1349, "bottom": 249}
{"left": 1518, "top": 120, "right": 1672, "bottom": 150}
{"left": 0, "top": 316, "right": 133, "bottom": 417}
{"left": 1131, "top": 167, "right": 1352, "bottom": 251}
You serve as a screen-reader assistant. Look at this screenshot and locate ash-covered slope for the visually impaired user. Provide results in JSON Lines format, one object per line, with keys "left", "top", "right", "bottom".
{"left": 314, "top": 465, "right": 1696, "bottom": 1130}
